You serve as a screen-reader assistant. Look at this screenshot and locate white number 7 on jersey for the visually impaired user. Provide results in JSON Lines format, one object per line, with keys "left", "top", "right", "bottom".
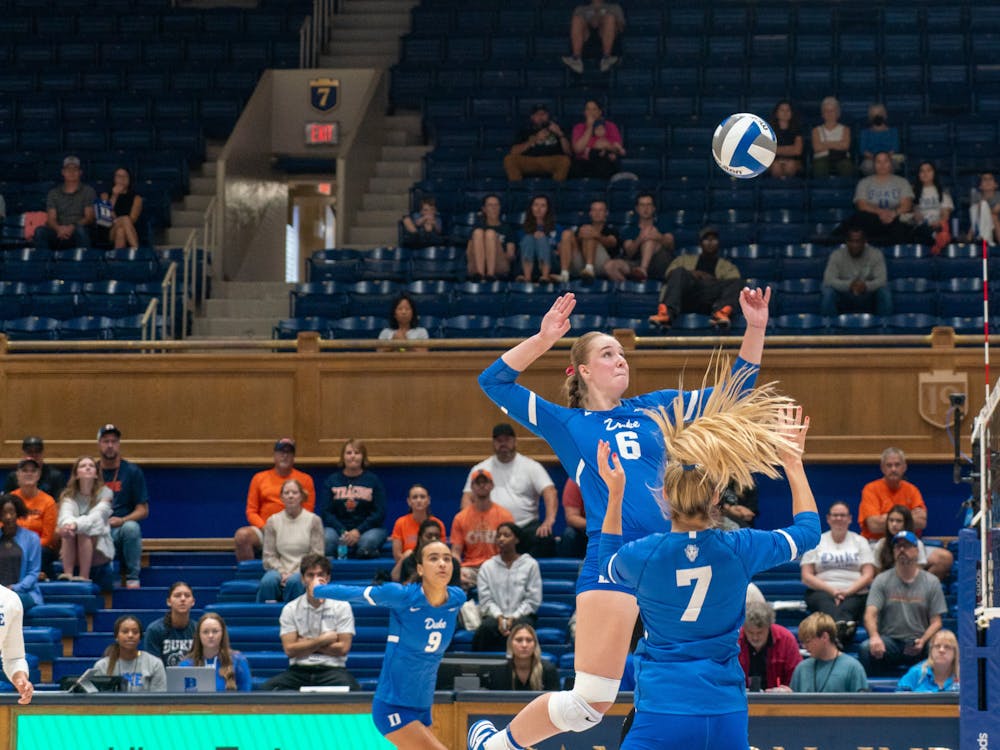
{"left": 676, "top": 566, "right": 712, "bottom": 622}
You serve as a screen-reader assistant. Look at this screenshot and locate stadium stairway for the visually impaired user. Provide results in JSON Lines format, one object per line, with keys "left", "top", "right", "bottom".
{"left": 164, "top": 141, "right": 224, "bottom": 247}
{"left": 318, "top": 0, "right": 418, "bottom": 69}
{"left": 190, "top": 280, "right": 292, "bottom": 338}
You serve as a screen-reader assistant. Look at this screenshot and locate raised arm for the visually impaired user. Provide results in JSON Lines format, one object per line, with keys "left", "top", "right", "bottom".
{"left": 737, "top": 286, "right": 770, "bottom": 366}
{"left": 500, "top": 293, "right": 576, "bottom": 372}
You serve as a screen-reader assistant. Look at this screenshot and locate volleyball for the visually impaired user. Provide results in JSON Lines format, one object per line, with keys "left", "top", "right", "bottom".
{"left": 711, "top": 113, "right": 777, "bottom": 179}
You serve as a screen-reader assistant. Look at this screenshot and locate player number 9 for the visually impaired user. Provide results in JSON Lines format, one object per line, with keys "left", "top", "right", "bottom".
{"left": 425, "top": 631, "right": 442, "bottom": 652}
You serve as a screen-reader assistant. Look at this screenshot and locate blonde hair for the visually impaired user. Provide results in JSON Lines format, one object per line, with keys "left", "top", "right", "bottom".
{"left": 650, "top": 357, "right": 800, "bottom": 524}
{"left": 797, "top": 612, "right": 837, "bottom": 644}
{"left": 506, "top": 623, "right": 545, "bottom": 690}
{"left": 918, "top": 628, "right": 959, "bottom": 684}
{"left": 562, "top": 332, "right": 605, "bottom": 408}
{"left": 187, "top": 613, "right": 238, "bottom": 690}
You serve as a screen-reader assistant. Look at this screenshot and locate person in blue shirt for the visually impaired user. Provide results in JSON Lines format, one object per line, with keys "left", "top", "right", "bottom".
{"left": 314, "top": 539, "right": 465, "bottom": 749}
{"left": 179, "top": 612, "right": 252, "bottom": 692}
{"left": 586, "top": 381, "right": 819, "bottom": 750}
{"left": 470, "top": 289, "right": 770, "bottom": 750}
{"left": 96, "top": 424, "right": 148, "bottom": 588}
{"left": 896, "top": 628, "right": 960, "bottom": 693}
{"left": 0, "top": 495, "right": 43, "bottom": 612}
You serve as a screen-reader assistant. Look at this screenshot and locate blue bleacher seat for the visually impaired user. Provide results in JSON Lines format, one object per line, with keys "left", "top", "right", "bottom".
{"left": 273, "top": 316, "right": 330, "bottom": 340}
{"left": 889, "top": 277, "right": 937, "bottom": 314}
{"left": 830, "top": 312, "right": 882, "bottom": 334}
{"left": 772, "top": 313, "right": 827, "bottom": 333}
{"left": 290, "top": 282, "right": 348, "bottom": 319}
{"left": 402, "top": 279, "right": 453, "bottom": 318}
{"left": 329, "top": 316, "right": 384, "bottom": 340}
{"left": 2, "top": 316, "right": 60, "bottom": 341}
{"left": 937, "top": 277, "right": 984, "bottom": 317}
{"left": 25, "top": 603, "right": 85, "bottom": 637}
{"left": 449, "top": 281, "right": 506, "bottom": 317}
{"left": 39, "top": 581, "right": 103, "bottom": 613}
{"left": 307, "top": 248, "right": 362, "bottom": 282}
{"left": 441, "top": 314, "right": 495, "bottom": 338}
{"left": 885, "top": 313, "right": 938, "bottom": 334}
{"left": 80, "top": 280, "right": 136, "bottom": 317}
{"left": 58, "top": 315, "right": 113, "bottom": 340}
{"left": 347, "top": 280, "right": 401, "bottom": 317}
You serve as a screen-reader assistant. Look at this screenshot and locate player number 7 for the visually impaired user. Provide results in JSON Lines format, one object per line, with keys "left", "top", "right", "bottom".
{"left": 676, "top": 566, "right": 712, "bottom": 622}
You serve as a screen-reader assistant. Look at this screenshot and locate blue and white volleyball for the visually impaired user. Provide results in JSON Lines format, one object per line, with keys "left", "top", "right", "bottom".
{"left": 711, "top": 113, "right": 777, "bottom": 179}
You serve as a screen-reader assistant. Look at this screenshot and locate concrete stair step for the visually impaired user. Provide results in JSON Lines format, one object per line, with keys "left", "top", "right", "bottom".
{"left": 325, "top": 39, "right": 400, "bottom": 55}
{"left": 362, "top": 193, "right": 409, "bottom": 211}
{"left": 164, "top": 227, "right": 197, "bottom": 245}
{"left": 200, "top": 161, "right": 217, "bottom": 178}
{"left": 206, "top": 142, "right": 225, "bottom": 160}
{"left": 318, "top": 54, "right": 397, "bottom": 68}
{"left": 204, "top": 298, "right": 289, "bottom": 318}
{"left": 342, "top": 0, "right": 416, "bottom": 12}
{"left": 170, "top": 209, "right": 204, "bottom": 226}
{"left": 368, "top": 176, "right": 416, "bottom": 193}
{"left": 213, "top": 281, "right": 292, "bottom": 299}
{"left": 381, "top": 144, "right": 431, "bottom": 161}
{"left": 334, "top": 12, "right": 409, "bottom": 28}
{"left": 348, "top": 226, "right": 398, "bottom": 245}
{"left": 374, "top": 161, "right": 422, "bottom": 178}
{"left": 189, "top": 176, "right": 216, "bottom": 194}
{"left": 355, "top": 209, "right": 405, "bottom": 226}
{"left": 183, "top": 194, "right": 213, "bottom": 211}
{"left": 190, "top": 317, "right": 279, "bottom": 339}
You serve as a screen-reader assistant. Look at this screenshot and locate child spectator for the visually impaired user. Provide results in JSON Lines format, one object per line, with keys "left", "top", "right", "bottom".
{"left": 258, "top": 479, "right": 323, "bottom": 603}
{"left": 92, "top": 615, "right": 166, "bottom": 691}
{"left": 179, "top": 612, "right": 252, "bottom": 692}
{"left": 143, "top": 581, "right": 197, "bottom": 667}
{"left": 400, "top": 197, "right": 445, "bottom": 248}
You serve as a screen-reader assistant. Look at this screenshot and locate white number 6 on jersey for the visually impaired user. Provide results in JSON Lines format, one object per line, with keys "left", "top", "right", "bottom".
{"left": 676, "top": 566, "right": 712, "bottom": 622}
{"left": 425, "top": 631, "right": 442, "bottom": 652}
{"left": 615, "top": 431, "right": 641, "bottom": 460}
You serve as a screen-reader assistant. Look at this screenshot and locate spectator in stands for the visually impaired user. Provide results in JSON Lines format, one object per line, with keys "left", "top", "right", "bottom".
{"left": 461, "top": 423, "right": 558, "bottom": 559}
{"left": 0, "top": 495, "right": 42, "bottom": 613}
{"left": 811, "top": 97, "right": 854, "bottom": 178}
{"left": 11, "top": 457, "right": 58, "bottom": 581}
{"left": 860, "top": 530, "right": 946, "bottom": 676}
{"left": 767, "top": 100, "right": 804, "bottom": 178}
{"left": 34, "top": 155, "right": 96, "bottom": 250}
{"left": 390, "top": 484, "right": 447, "bottom": 562}
{"left": 451, "top": 469, "right": 515, "bottom": 590}
{"left": 258, "top": 479, "right": 324, "bottom": 603}
{"left": 738, "top": 600, "right": 801, "bottom": 691}
{"left": 561, "top": 0, "right": 625, "bottom": 74}
{"left": 400, "top": 197, "right": 445, "bottom": 249}
{"left": 799, "top": 501, "right": 875, "bottom": 636}
{"left": 557, "top": 199, "right": 620, "bottom": 283}
{"left": 264, "top": 553, "right": 360, "bottom": 691}
{"left": 859, "top": 104, "right": 904, "bottom": 175}
{"left": 966, "top": 172, "right": 1000, "bottom": 245}
{"left": 392, "top": 519, "right": 461, "bottom": 585}
{"left": 911, "top": 161, "right": 953, "bottom": 254}
{"left": 790, "top": 612, "right": 868, "bottom": 693}
{"left": 97, "top": 425, "right": 148, "bottom": 589}
{"left": 860, "top": 447, "right": 953, "bottom": 579}
{"left": 503, "top": 106, "right": 571, "bottom": 182}
{"left": 377, "top": 293, "right": 429, "bottom": 351}
{"left": 57, "top": 456, "right": 114, "bottom": 582}
{"left": 179, "top": 612, "right": 252, "bottom": 692}
{"left": 873, "top": 505, "right": 953, "bottom": 581}
{"left": 320, "top": 439, "right": 387, "bottom": 559}
{"left": 648, "top": 226, "right": 743, "bottom": 330}
{"left": 466, "top": 194, "right": 516, "bottom": 283}
{"left": 820, "top": 227, "right": 892, "bottom": 317}
{"left": 719, "top": 479, "right": 759, "bottom": 529}
{"left": 472, "top": 522, "right": 543, "bottom": 652}
{"left": 93, "top": 167, "right": 143, "bottom": 250}
{"left": 487, "top": 623, "right": 560, "bottom": 691}
{"left": 517, "top": 195, "right": 570, "bottom": 283}
{"left": 608, "top": 193, "right": 675, "bottom": 283}
{"left": 555, "top": 479, "right": 587, "bottom": 558}
{"left": 847, "top": 152, "right": 915, "bottom": 245}
{"left": 4, "top": 436, "right": 66, "bottom": 498}
{"left": 569, "top": 100, "right": 625, "bottom": 180}
{"left": 93, "top": 615, "right": 166, "bottom": 692}
{"left": 234, "top": 438, "right": 316, "bottom": 562}
{"left": 143, "top": 581, "right": 196, "bottom": 667}
{"left": 896, "top": 628, "right": 959, "bottom": 692}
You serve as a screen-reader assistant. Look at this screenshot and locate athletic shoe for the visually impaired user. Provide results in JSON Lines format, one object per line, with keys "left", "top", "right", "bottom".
{"left": 561, "top": 56, "right": 584, "bottom": 74}
{"left": 648, "top": 303, "right": 671, "bottom": 327}
{"left": 126, "top": 579, "right": 141, "bottom": 589}
{"left": 599, "top": 55, "right": 619, "bottom": 73}
{"left": 711, "top": 305, "right": 733, "bottom": 329}
{"left": 580, "top": 264, "right": 595, "bottom": 280}
{"left": 468, "top": 719, "right": 499, "bottom": 750}
{"left": 558, "top": 270, "right": 570, "bottom": 283}
{"left": 629, "top": 266, "right": 648, "bottom": 281}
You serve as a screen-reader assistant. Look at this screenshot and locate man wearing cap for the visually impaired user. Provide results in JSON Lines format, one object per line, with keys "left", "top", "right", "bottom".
{"left": 10, "top": 457, "right": 59, "bottom": 581}
{"left": 859, "top": 446, "right": 953, "bottom": 579}
{"left": 649, "top": 225, "right": 744, "bottom": 329}
{"left": 503, "top": 105, "right": 572, "bottom": 182}
{"left": 460, "top": 423, "right": 558, "bottom": 558}
{"left": 34, "top": 156, "right": 96, "bottom": 250}
{"left": 451, "top": 469, "right": 516, "bottom": 590}
{"left": 235, "top": 439, "right": 316, "bottom": 562}
{"left": 97, "top": 424, "right": 148, "bottom": 588}
{"left": 4, "top": 437, "right": 65, "bottom": 499}
{"left": 859, "top": 530, "right": 947, "bottom": 676}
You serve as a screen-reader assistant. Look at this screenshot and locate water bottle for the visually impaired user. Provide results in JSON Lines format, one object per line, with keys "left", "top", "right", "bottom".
{"left": 337, "top": 542, "right": 348, "bottom": 560}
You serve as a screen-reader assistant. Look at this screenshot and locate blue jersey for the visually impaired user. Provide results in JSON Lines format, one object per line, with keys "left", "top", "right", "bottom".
{"left": 600, "top": 512, "right": 820, "bottom": 716}
{"left": 314, "top": 582, "right": 465, "bottom": 710}
{"left": 478, "top": 357, "right": 759, "bottom": 537}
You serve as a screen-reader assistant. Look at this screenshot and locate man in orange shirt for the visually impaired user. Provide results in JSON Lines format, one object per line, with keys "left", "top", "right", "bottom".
{"left": 451, "top": 470, "right": 515, "bottom": 590}
{"left": 11, "top": 457, "right": 58, "bottom": 580}
{"left": 859, "top": 446, "right": 953, "bottom": 578}
{"left": 234, "top": 438, "right": 316, "bottom": 562}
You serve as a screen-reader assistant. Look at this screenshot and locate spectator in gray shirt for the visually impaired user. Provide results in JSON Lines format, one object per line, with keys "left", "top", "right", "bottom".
{"left": 34, "top": 155, "right": 96, "bottom": 250}
{"left": 820, "top": 227, "right": 892, "bottom": 317}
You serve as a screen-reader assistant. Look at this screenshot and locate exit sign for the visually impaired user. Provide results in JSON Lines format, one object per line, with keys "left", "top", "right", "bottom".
{"left": 305, "top": 122, "right": 339, "bottom": 145}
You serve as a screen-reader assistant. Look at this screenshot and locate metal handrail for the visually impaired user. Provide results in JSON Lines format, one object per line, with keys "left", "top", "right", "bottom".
{"left": 201, "top": 196, "right": 217, "bottom": 313}
{"left": 181, "top": 230, "right": 199, "bottom": 339}
{"left": 139, "top": 297, "right": 158, "bottom": 342}
{"left": 160, "top": 261, "right": 178, "bottom": 340}
{"left": 299, "top": 0, "right": 336, "bottom": 68}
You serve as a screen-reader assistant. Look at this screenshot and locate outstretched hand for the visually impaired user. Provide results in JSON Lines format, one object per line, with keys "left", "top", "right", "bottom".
{"left": 739, "top": 286, "right": 771, "bottom": 329}
{"left": 539, "top": 293, "right": 576, "bottom": 341}
{"left": 776, "top": 404, "right": 809, "bottom": 466}
{"left": 596, "top": 439, "right": 625, "bottom": 501}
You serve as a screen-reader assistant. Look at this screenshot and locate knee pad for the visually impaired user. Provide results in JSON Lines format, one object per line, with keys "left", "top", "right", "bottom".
{"left": 547, "top": 672, "right": 620, "bottom": 733}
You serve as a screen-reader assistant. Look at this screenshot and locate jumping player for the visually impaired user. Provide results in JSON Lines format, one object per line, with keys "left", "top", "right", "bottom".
{"left": 596, "top": 378, "right": 819, "bottom": 749}
{"left": 313, "top": 540, "right": 464, "bottom": 750}
{"left": 469, "top": 289, "right": 770, "bottom": 750}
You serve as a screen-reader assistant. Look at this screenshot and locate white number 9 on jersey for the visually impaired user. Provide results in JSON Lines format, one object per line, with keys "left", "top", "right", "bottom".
{"left": 424, "top": 631, "right": 442, "bottom": 652}
{"left": 615, "top": 431, "right": 641, "bottom": 460}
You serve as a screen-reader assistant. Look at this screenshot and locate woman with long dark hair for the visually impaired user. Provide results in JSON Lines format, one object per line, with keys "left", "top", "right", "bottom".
{"left": 93, "top": 615, "right": 166, "bottom": 691}
{"left": 143, "top": 581, "right": 196, "bottom": 666}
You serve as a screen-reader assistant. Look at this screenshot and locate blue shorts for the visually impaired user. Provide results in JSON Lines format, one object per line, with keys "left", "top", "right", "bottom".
{"left": 576, "top": 531, "right": 639, "bottom": 595}
{"left": 623, "top": 708, "right": 748, "bottom": 750}
{"left": 371, "top": 698, "right": 432, "bottom": 736}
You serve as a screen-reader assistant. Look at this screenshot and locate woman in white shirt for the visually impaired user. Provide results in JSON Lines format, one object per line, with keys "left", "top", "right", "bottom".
{"left": 800, "top": 501, "right": 875, "bottom": 627}
{"left": 811, "top": 97, "right": 853, "bottom": 178}
{"left": 378, "top": 293, "right": 429, "bottom": 351}
{"left": 56, "top": 456, "right": 114, "bottom": 582}
{"left": 257, "top": 479, "right": 323, "bottom": 603}
{"left": 911, "top": 161, "right": 954, "bottom": 253}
